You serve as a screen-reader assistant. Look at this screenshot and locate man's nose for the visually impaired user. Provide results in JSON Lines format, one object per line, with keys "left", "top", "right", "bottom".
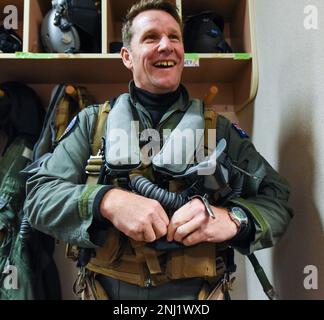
{"left": 158, "top": 36, "right": 173, "bottom": 53}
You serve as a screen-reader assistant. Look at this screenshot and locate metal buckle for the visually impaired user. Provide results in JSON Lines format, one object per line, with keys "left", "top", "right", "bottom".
{"left": 189, "top": 194, "right": 216, "bottom": 219}
{"left": 73, "top": 267, "right": 87, "bottom": 296}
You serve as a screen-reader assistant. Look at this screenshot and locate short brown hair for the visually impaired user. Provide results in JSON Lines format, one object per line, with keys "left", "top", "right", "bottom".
{"left": 122, "top": 0, "right": 182, "bottom": 48}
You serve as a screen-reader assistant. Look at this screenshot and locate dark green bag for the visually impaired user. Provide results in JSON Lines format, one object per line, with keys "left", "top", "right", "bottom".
{"left": 0, "top": 82, "right": 59, "bottom": 300}
{"left": 0, "top": 137, "right": 35, "bottom": 299}
{"left": 1, "top": 82, "right": 92, "bottom": 299}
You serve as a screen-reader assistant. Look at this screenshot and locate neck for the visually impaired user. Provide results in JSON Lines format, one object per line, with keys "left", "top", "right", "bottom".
{"left": 133, "top": 84, "right": 181, "bottom": 127}
{"left": 134, "top": 85, "right": 180, "bottom": 108}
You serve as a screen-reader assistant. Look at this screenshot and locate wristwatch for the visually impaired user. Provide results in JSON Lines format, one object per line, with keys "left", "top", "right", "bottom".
{"left": 227, "top": 206, "right": 249, "bottom": 234}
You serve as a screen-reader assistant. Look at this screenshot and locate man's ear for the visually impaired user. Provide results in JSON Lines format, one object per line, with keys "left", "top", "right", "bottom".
{"left": 120, "top": 47, "right": 133, "bottom": 70}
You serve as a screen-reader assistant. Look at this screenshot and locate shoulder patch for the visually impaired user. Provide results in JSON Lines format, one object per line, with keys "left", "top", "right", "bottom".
{"left": 58, "top": 115, "right": 78, "bottom": 142}
{"left": 232, "top": 123, "right": 249, "bottom": 138}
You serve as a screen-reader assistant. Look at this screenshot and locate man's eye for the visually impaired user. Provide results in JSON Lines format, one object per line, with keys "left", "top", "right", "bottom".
{"left": 169, "top": 35, "right": 180, "bottom": 42}
{"left": 144, "top": 35, "right": 158, "bottom": 42}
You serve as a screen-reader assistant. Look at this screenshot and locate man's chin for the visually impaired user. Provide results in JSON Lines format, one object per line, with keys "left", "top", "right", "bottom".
{"left": 152, "top": 79, "right": 180, "bottom": 93}
{"left": 153, "top": 84, "right": 179, "bottom": 94}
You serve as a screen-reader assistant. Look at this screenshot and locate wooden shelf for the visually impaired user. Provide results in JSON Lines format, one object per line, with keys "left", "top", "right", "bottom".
{"left": 0, "top": 54, "right": 251, "bottom": 83}
{"left": 0, "top": 0, "right": 258, "bottom": 112}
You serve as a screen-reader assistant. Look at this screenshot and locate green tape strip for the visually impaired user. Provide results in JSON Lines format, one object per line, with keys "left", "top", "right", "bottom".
{"left": 184, "top": 53, "right": 199, "bottom": 67}
{"left": 78, "top": 185, "right": 100, "bottom": 219}
{"left": 185, "top": 53, "right": 199, "bottom": 60}
{"left": 15, "top": 52, "right": 56, "bottom": 59}
{"left": 234, "top": 53, "right": 252, "bottom": 60}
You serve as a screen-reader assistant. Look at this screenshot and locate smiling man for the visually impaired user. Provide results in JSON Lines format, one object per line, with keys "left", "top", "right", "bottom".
{"left": 120, "top": 8, "right": 184, "bottom": 93}
{"left": 24, "top": 0, "right": 292, "bottom": 300}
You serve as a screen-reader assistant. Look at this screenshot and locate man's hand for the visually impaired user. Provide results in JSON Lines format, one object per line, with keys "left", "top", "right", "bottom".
{"left": 100, "top": 189, "right": 169, "bottom": 243}
{"left": 167, "top": 199, "right": 238, "bottom": 246}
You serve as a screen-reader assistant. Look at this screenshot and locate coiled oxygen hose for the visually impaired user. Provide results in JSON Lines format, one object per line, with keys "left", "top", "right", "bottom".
{"left": 130, "top": 175, "right": 187, "bottom": 211}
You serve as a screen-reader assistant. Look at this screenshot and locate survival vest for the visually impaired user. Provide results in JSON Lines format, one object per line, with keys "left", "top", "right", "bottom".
{"left": 69, "top": 93, "right": 232, "bottom": 295}
{"left": 66, "top": 89, "right": 278, "bottom": 300}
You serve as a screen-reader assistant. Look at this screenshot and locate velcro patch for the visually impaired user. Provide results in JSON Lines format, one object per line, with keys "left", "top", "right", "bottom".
{"left": 232, "top": 123, "right": 249, "bottom": 138}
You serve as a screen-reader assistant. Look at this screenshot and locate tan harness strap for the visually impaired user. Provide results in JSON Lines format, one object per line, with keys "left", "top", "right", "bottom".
{"left": 84, "top": 102, "right": 111, "bottom": 180}
{"left": 130, "top": 239, "right": 163, "bottom": 274}
{"left": 204, "top": 108, "right": 218, "bottom": 153}
{"left": 92, "top": 101, "right": 110, "bottom": 156}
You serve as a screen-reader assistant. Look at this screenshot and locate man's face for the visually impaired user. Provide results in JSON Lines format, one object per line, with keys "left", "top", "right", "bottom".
{"left": 121, "top": 10, "right": 184, "bottom": 94}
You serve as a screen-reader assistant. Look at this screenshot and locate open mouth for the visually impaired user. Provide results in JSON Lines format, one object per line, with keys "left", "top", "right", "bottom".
{"left": 154, "top": 61, "right": 176, "bottom": 69}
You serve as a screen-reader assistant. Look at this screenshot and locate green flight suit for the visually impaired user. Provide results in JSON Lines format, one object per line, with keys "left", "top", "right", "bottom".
{"left": 24, "top": 85, "right": 292, "bottom": 263}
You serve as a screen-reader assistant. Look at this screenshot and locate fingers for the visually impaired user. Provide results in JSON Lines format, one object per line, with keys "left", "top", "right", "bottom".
{"left": 156, "top": 203, "right": 170, "bottom": 226}
{"left": 146, "top": 198, "right": 169, "bottom": 225}
{"left": 152, "top": 218, "right": 168, "bottom": 240}
{"left": 166, "top": 202, "right": 195, "bottom": 241}
{"left": 173, "top": 214, "right": 208, "bottom": 243}
{"left": 167, "top": 199, "right": 205, "bottom": 241}
{"left": 133, "top": 216, "right": 167, "bottom": 243}
{"left": 148, "top": 199, "right": 169, "bottom": 241}
{"left": 133, "top": 199, "right": 169, "bottom": 243}
{"left": 112, "top": 194, "right": 169, "bottom": 242}
{"left": 130, "top": 215, "right": 168, "bottom": 243}
{"left": 143, "top": 224, "right": 157, "bottom": 242}
{"left": 182, "top": 230, "right": 205, "bottom": 246}
{"left": 167, "top": 207, "right": 193, "bottom": 241}
{"left": 179, "top": 207, "right": 238, "bottom": 245}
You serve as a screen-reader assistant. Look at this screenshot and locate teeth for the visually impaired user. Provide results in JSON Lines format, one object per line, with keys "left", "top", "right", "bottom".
{"left": 155, "top": 61, "right": 175, "bottom": 67}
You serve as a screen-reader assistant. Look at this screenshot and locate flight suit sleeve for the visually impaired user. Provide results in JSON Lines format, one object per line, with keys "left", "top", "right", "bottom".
{"left": 24, "top": 106, "right": 108, "bottom": 248}
{"left": 216, "top": 116, "right": 293, "bottom": 255}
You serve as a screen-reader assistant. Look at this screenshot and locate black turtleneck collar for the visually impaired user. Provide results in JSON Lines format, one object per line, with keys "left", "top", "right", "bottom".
{"left": 132, "top": 83, "right": 181, "bottom": 127}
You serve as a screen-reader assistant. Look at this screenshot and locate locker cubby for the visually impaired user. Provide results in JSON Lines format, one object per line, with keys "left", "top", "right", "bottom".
{"left": 181, "top": 0, "right": 252, "bottom": 53}
{"left": 0, "top": 0, "right": 258, "bottom": 114}
{"left": 26, "top": 0, "right": 103, "bottom": 53}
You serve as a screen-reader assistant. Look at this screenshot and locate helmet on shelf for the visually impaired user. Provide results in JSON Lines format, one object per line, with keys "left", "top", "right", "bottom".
{"left": 41, "top": 0, "right": 80, "bottom": 53}
{"left": 41, "top": 0, "right": 101, "bottom": 54}
{"left": 0, "top": 25, "right": 23, "bottom": 53}
{"left": 183, "top": 11, "right": 233, "bottom": 54}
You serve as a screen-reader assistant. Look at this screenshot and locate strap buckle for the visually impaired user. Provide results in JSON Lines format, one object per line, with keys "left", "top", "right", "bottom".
{"left": 73, "top": 267, "right": 87, "bottom": 297}
{"left": 85, "top": 152, "right": 104, "bottom": 175}
{"left": 73, "top": 267, "right": 108, "bottom": 300}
